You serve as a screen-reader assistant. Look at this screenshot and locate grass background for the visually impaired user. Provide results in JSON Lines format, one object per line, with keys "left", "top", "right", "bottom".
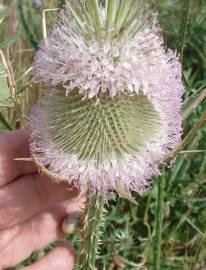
{"left": 0, "top": 0, "right": 206, "bottom": 269}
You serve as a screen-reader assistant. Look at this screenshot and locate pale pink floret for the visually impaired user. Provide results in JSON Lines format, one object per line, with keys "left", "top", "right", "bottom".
{"left": 30, "top": 7, "right": 184, "bottom": 195}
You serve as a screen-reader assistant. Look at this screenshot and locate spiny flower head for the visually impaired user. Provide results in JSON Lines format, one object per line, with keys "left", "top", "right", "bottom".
{"left": 33, "top": 0, "right": 166, "bottom": 99}
{"left": 30, "top": 0, "right": 184, "bottom": 195}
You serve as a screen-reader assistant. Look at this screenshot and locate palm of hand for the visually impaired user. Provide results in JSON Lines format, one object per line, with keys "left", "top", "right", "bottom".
{"left": 0, "top": 130, "right": 83, "bottom": 270}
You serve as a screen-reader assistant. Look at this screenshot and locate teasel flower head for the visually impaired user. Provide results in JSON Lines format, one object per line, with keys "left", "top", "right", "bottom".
{"left": 29, "top": 0, "right": 184, "bottom": 196}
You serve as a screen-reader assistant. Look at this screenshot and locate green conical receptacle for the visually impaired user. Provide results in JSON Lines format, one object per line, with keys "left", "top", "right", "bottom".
{"left": 45, "top": 90, "right": 163, "bottom": 164}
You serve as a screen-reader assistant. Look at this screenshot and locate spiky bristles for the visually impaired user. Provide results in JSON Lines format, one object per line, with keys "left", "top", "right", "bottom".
{"left": 37, "top": 90, "right": 163, "bottom": 161}
{"left": 79, "top": 192, "right": 105, "bottom": 269}
{"left": 30, "top": 86, "right": 178, "bottom": 195}
{"left": 33, "top": 0, "right": 163, "bottom": 99}
{"left": 64, "top": 0, "right": 151, "bottom": 40}
{"left": 29, "top": 0, "right": 184, "bottom": 195}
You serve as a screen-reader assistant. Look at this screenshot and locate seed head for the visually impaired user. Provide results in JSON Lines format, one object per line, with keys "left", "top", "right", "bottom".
{"left": 30, "top": 0, "right": 184, "bottom": 195}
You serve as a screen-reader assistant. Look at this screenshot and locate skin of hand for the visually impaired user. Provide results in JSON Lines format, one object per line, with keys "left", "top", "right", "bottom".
{"left": 0, "top": 129, "right": 84, "bottom": 270}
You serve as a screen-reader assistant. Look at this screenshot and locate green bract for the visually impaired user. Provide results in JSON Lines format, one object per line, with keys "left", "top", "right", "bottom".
{"left": 66, "top": 0, "right": 149, "bottom": 40}
{"left": 45, "top": 90, "right": 163, "bottom": 163}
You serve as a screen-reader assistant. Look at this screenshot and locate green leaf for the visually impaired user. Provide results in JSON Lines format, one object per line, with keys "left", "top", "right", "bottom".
{"left": 0, "top": 61, "right": 13, "bottom": 107}
{"left": 16, "top": 0, "right": 38, "bottom": 51}
{"left": 0, "top": 4, "right": 8, "bottom": 23}
{"left": 0, "top": 32, "right": 22, "bottom": 50}
{"left": 0, "top": 112, "right": 13, "bottom": 130}
{"left": 182, "top": 87, "right": 206, "bottom": 120}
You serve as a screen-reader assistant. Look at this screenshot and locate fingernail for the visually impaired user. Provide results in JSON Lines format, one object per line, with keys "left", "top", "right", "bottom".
{"left": 62, "top": 212, "right": 82, "bottom": 235}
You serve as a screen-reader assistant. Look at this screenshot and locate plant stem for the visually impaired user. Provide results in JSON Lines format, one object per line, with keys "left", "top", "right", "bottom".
{"left": 59, "top": 0, "right": 65, "bottom": 8}
{"left": 179, "top": 0, "right": 191, "bottom": 63}
{"left": 182, "top": 88, "right": 206, "bottom": 121}
{"left": 16, "top": 0, "right": 38, "bottom": 51}
{"left": 0, "top": 112, "right": 13, "bottom": 130}
{"left": 165, "top": 109, "right": 206, "bottom": 163}
{"left": 154, "top": 168, "right": 165, "bottom": 270}
{"left": 79, "top": 192, "right": 105, "bottom": 270}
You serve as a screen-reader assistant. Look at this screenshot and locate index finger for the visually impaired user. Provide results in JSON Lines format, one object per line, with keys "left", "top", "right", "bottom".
{"left": 0, "top": 129, "right": 36, "bottom": 187}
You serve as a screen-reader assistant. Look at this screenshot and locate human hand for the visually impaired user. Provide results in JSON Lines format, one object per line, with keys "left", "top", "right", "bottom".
{"left": 0, "top": 129, "right": 84, "bottom": 270}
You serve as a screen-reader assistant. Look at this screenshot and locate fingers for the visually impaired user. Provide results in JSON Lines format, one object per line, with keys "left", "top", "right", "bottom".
{"left": 0, "top": 173, "right": 79, "bottom": 229}
{"left": 0, "top": 198, "right": 84, "bottom": 268}
{"left": 19, "top": 244, "right": 76, "bottom": 270}
{"left": 0, "top": 129, "right": 36, "bottom": 187}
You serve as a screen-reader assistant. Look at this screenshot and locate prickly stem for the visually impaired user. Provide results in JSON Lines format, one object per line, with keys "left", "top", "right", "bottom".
{"left": 79, "top": 192, "right": 105, "bottom": 270}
